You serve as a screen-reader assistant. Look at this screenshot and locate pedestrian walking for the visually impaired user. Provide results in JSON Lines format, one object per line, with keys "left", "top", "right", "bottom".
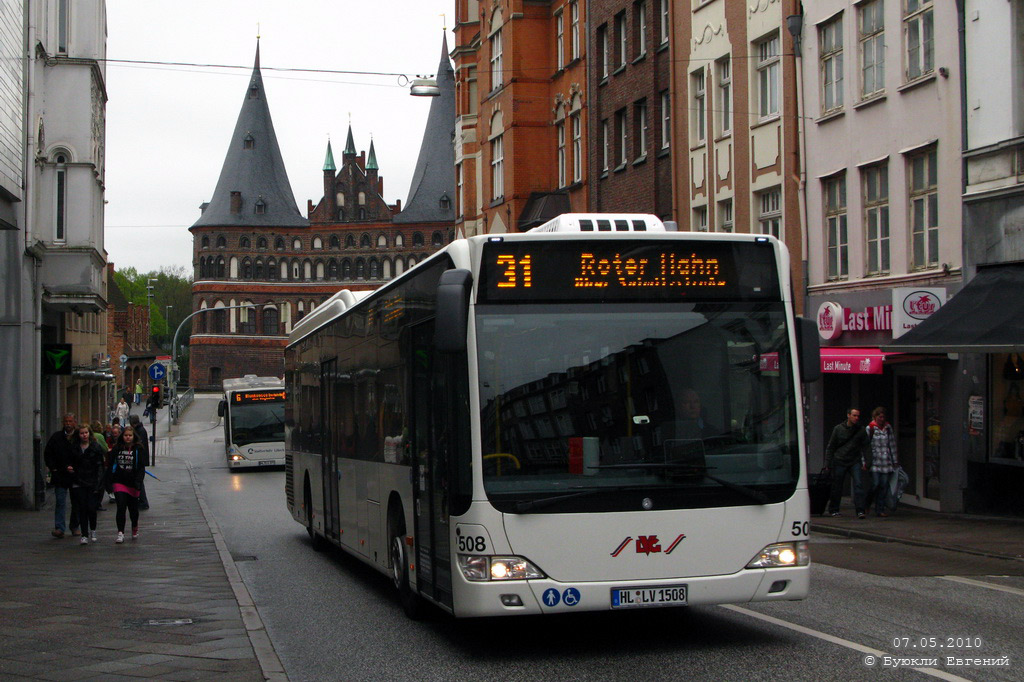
{"left": 865, "top": 407, "right": 899, "bottom": 517}
{"left": 134, "top": 380, "right": 143, "bottom": 405}
{"left": 824, "top": 408, "right": 869, "bottom": 518}
{"left": 89, "top": 421, "right": 110, "bottom": 512}
{"left": 109, "top": 426, "right": 146, "bottom": 543}
{"left": 128, "top": 415, "right": 151, "bottom": 510}
{"left": 43, "top": 413, "right": 77, "bottom": 538}
{"left": 114, "top": 396, "right": 131, "bottom": 426}
{"left": 68, "top": 425, "right": 106, "bottom": 544}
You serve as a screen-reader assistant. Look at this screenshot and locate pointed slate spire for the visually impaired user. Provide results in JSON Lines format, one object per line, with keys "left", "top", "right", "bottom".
{"left": 343, "top": 124, "right": 356, "bottom": 156}
{"left": 395, "top": 33, "right": 456, "bottom": 224}
{"left": 191, "top": 42, "right": 308, "bottom": 228}
{"left": 323, "top": 140, "right": 336, "bottom": 172}
{"left": 366, "top": 139, "right": 378, "bottom": 171}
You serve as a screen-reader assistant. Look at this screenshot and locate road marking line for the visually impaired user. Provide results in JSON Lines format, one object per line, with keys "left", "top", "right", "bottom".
{"left": 939, "top": 575, "right": 1024, "bottom": 597}
{"left": 721, "top": 604, "right": 970, "bottom": 682}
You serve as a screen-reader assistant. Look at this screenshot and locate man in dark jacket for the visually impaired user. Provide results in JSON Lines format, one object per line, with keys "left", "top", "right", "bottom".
{"left": 824, "top": 408, "right": 869, "bottom": 518}
{"left": 43, "top": 413, "right": 77, "bottom": 537}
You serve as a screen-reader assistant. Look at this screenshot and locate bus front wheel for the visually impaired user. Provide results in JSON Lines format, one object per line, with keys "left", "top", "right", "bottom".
{"left": 389, "top": 515, "right": 422, "bottom": 619}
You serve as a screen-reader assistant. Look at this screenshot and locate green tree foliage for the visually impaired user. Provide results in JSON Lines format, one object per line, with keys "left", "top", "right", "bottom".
{"left": 112, "top": 265, "right": 193, "bottom": 354}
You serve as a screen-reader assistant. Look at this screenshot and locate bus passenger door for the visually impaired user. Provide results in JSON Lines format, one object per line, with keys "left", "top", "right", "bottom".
{"left": 321, "top": 359, "right": 340, "bottom": 541}
{"left": 410, "top": 322, "right": 454, "bottom": 609}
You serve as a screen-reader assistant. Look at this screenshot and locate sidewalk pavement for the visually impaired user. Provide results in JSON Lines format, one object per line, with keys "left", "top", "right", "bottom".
{"left": 0, "top": 439, "right": 285, "bottom": 681}
{"left": 812, "top": 499, "right": 1024, "bottom": 562}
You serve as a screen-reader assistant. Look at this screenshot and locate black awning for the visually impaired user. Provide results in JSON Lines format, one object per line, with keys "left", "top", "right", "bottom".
{"left": 884, "top": 264, "right": 1024, "bottom": 353}
{"left": 517, "top": 191, "right": 571, "bottom": 231}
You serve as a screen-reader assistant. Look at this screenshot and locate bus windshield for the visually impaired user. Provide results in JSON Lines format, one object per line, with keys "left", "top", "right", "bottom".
{"left": 229, "top": 401, "right": 285, "bottom": 447}
{"left": 476, "top": 303, "right": 799, "bottom": 512}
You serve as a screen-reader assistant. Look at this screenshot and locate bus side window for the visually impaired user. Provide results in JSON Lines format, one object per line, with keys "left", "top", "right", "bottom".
{"left": 218, "top": 400, "right": 226, "bottom": 417}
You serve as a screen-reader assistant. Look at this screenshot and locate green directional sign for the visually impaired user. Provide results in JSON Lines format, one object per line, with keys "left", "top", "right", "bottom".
{"left": 42, "top": 344, "right": 72, "bottom": 375}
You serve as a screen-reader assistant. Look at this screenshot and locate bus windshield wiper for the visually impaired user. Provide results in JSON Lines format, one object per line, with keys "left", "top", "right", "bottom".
{"left": 512, "top": 486, "right": 633, "bottom": 513}
{"left": 590, "top": 463, "right": 770, "bottom": 504}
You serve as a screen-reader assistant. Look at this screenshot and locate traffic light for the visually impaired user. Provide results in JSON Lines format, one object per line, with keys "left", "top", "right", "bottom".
{"left": 151, "top": 384, "right": 162, "bottom": 408}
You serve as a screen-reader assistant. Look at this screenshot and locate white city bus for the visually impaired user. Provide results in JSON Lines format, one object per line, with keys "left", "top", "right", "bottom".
{"left": 285, "top": 214, "right": 820, "bottom": 618}
{"left": 219, "top": 375, "right": 286, "bottom": 469}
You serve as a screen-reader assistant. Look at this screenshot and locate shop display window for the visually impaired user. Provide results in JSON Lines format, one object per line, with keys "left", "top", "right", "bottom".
{"left": 991, "top": 353, "right": 1024, "bottom": 466}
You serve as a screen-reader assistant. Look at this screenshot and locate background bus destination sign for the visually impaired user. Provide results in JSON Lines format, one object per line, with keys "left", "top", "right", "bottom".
{"left": 479, "top": 240, "right": 779, "bottom": 302}
{"left": 233, "top": 390, "right": 286, "bottom": 404}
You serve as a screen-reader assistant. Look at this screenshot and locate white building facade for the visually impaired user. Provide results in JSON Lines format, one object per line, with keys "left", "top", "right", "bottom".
{"left": 0, "top": 0, "right": 109, "bottom": 509}
{"left": 800, "top": 0, "right": 965, "bottom": 512}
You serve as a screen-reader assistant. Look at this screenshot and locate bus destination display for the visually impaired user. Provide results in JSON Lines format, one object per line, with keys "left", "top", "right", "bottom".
{"left": 479, "top": 240, "right": 779, "bottom": 302}
{"left": 234, "top": 390, "right": 286, "bottom": 404}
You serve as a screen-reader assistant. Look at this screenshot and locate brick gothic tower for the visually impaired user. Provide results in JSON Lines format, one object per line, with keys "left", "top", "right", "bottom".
{"left": 188, "top": 38, "right": 456, "bottom": 390}
{"left": 188, "top": 42, "right": 310, "bottom": 389}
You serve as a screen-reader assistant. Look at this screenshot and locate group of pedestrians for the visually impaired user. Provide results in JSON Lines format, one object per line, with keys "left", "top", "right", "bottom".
{"left": 43, "top": 409, "right": 151, "bottom": 545}
{"left": 824, "top": 406, "right": 902, "bottom": 519}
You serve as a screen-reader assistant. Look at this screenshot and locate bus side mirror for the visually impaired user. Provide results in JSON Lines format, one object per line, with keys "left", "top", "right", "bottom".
{"left": 795, "top": 316, "right": 821, "bottom": 383}
{"left": 436, "top": 269, "right": 473, "bottom": 353}
{"left": 218, "top": 400, "right": 226, "bottom": 417}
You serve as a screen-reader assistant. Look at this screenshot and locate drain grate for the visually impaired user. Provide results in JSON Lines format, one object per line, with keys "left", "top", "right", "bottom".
{"left": 122, "top": 617, "right": 197, "bottom": 628}
{"left": 232, "top": 554, "right": 257, "bottom": 562}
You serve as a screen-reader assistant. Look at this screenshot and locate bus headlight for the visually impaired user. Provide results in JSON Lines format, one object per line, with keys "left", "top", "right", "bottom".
{"left": 745, "top": 541, "right": 810, "bottom": 569}
{"left": 457, "top": 555, "right": 546, "bottom": 581}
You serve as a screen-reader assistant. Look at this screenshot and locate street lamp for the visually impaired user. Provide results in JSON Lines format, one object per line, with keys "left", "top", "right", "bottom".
{"left": 147, "top": 278, "right": 158, "bottom": 344}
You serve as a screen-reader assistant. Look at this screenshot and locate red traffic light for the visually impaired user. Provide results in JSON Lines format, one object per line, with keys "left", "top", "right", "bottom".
{"left": 152, "top": 385, "right": 160, "bottom": 393}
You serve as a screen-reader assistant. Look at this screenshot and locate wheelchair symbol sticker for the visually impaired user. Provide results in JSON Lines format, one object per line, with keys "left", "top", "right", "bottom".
{"left": 543, "top": 588, "right": 560, "bottom": 607}
{"left": 562, "top": 588, "right": 581, "bottom": 606}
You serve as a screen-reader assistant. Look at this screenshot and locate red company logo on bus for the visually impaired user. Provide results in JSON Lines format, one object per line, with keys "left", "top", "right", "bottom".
{"left": 903, "top": 291, "right": 941, "bottom": 320}
{"left": 611, "top": 534, "right": 686, "bottom": 557}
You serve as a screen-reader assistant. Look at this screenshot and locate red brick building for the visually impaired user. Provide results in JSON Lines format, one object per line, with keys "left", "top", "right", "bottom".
{"left": 188, "top": 42, "right": 455, "bottom": 389}
{"left": 589, "top": 0, "right": 673, "bottom": 218}
{"left": 105, "top": 263, "right": 154, "bottom": 396}
{"left": 453, "top": 0, "right": 589, "bottom": 236}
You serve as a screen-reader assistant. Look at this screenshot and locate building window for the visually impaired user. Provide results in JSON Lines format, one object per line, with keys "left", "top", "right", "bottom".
{"left": 57, "top": 0, "right": 68, "bottom": 53}
{"left": 904, "top": 0, "right": 934, "bottom": 81}
{"left": 616, "top": 109, "right": 628, "bottom": 167}
{"left": 693, "top": 206, "right": 708, "bottom": 232}
{"left": 859, "top": 0, "right": 885, "bottom": 97}
{"left": 54, "top": 158, "right": 67, "bottom": 242}
{"left": 201, "top": 236, "right": 210, "bottom": 249}
{"left": 863, "top": 164, "right": 890, "bottom": 275}
{"left": 241, "top": 258, "right": 252, "bottom": 279}
{"left": 257, "top": 236, "right": 268, "bottom": 249}
{"left": 718, "top": 199, "right": 733, "bottom": 233}
{"left": 634, "top": 0, "right": 647, "bottom": 58}
{"left": 634, "top": 100, "right": 647, "bottom": 160}
{"left": 659, "top": 0, "right": 669, "bottom": 45}
{"left": 601, "top": 119, "right": 610, "bottom": 172}
{"left": 820, "top": 15, "right": 844, "bottom": 113}
{"left": 345, "top": 234, "right": 355, "bottom": 248}
{"left": 293, "top": 238, "right": 302, "bottom": 250}
{"left": 717, "top": 57, "right": 731, "bottom": 136}
{"left": 825, "top": 176, "right": 848, "bottom": 279}
{"left": 570, "top": 1, "right": 580, "bottom": 61}
{"left": 556, "top": 11, "right": 564, "bottom": 68}
{"left": 239, "top": 304, "right": 257, "bottom": 334}
{"left": 243, "top": 134, "right": 254, "bottom": 150}
{"left": 490, "top": 28, "right": 503, "bottom": 89}
{"left": 909, "top": 146, "right": 938, "bottom": 269}
{"left": 756, "top": 34, "right": 780, "bottom": 118}
{"left": 217, "top": 235, "right": 227, "bottom": 248}
{"left": 758, "top": 187, "right": 782, "bottom": 238}
{"left": 692, "top": 69, "right": 706, "bottom": 143}
{"left": 360, "top": 233, "right": 372, "bottom": 248}
{"left": 275, "top": 237, "right": 285, "bottom": 250}
{"left": 396, "top": 234, "right": 404, "bottom": 247}
{"left": 491, "top": 135, "right": 504, "bottom": 199}
{"left": 456, "top": 161, "right": 464, "bottom": 215}
{"left": 557, "top": 121, "right": 566, "bottom": 187}
{"left": 615, "top": 12, "right": 627, "bottom": 68}
{"left": 660, "top": 90, "right": 671, "bottom": 149}
{"left": 262, "top": 307, "right": 279, "bottom": 335}
{"left": 571, "top": 112, "right": 582, "bottom": 182}
{"left": 254, "top": 259, "right": 265, "bottom": 279}
{"left": 254, "top": 198, "right": 266, "bottom": 215}
{"left": 598, "top": 24, "right": 609, "bottom": 79}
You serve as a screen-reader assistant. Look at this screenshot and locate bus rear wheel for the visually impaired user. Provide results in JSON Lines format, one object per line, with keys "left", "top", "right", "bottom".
{"left": 389, "top": 517, "right": 422, "bottom": 619}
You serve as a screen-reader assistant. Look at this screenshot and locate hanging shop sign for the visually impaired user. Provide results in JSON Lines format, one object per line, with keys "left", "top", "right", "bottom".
{"left": 891, "top": 287, "right": 946, "bottom": 339}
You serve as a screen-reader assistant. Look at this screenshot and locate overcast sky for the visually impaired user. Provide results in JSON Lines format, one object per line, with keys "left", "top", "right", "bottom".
{"left": 103, "top": 1, "right": 453, "bottom": 275}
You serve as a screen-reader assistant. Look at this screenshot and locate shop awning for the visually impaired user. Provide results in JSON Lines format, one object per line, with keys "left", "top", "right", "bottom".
{"left": 820, "top": 347, "right": 902, "bottom": 374}
{"left": 884, "top": 263, "right": 1024, "bottom": 353}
